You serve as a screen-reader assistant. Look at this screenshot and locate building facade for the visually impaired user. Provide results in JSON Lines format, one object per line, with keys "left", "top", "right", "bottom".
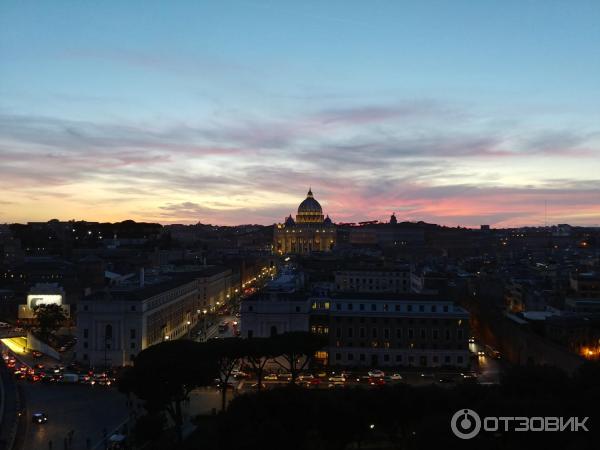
{"left": 314, "top": 293, "right": 470, "bottom": 368}
{"left": 273, "top": 189, "right": 336, "bottom": 255}
{"left": 75, "top": 266, "right": 232, "bottom": 367}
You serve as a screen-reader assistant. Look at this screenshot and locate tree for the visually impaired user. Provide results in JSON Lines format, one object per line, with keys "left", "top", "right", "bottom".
{"left": 33, "top": 304, "right": 67, "bottom": 342}
{"left": 205, "top": 337, "right": 247, "bottom": 411}
{"left": 245, "top": 337, "right": 277, "bottom": 392}
{"left": 270, "top": 332, "right": 327, "bottom": 384}
{"left": 118, "top": 340, "right": 217, "bottom": 444}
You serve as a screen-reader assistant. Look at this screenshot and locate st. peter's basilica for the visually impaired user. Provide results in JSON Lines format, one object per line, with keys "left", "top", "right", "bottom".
{"left": 273, "top": 188, "right": 336, "bottom": 255}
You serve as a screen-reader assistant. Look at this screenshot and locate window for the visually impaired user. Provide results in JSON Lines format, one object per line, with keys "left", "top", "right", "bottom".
{"left": 130, "top": 342, "right": 136, "bottom": 349}
{"left": 383, "top": 304, "right": 389, "bottom": 311}
{"left": 359, "top": 327, "right": 366, "bottom": 338}
{"left": 248, "top": 306, "right": 253, "bottom": 312}
{"left": 395, "top": 305, "right": 401, "bottom": 311}
{"left": 247, "top": 330, "right": 253, "bottom": 339}
{"left": 433, "top": 329, "right": 439, "bottom": 339}
{"left": 396, "top": 329, "right": 402, "bottom": 338}
{"left": 270, "top": 326, "right": 277, "bottom": 337}
{"left": 130, "top": 329, "right": 136, "bottom": 339}
{"left": 384, "top": 329, "right": 390, "bottom": 339}
{"left": 105, "top": 324, "right": 113, "bottom": 340}
{"left": 371, "top": 304, "right": 376, "bottom": 311}
{"left": 336, "top": 303, "right": 342, "bottom": 311}
{"left": 383, "top": 354, "right": 390, "bottom": 362}
{"left": 457, "top": 329, "right": 464, "bottom": 339}
{"left": 457, "top": 356, "right": 464, "bottom": 364}
{"left": 347, "top": 303, "right": 353, "bottom": 310}
{"left": 407, "top": 305, "right": 413, "bottom": 312}
{"left": 348, "top": 353, "right": 354, "bottom": 361}
{"left": 371, "top": 328, "right": 377, "bottom": 338}
{"left": 336, "top": 328, "right": 342, "bottom": 338}
{"left": 359, "top": 353, "right": 365, "bottom": 361}
{"left": 295, "top": 306, "right": 300, "bottom": 312}
{"left": 335, "top": 353, "right": 341, "bottom": 361}
{"left": 131, "top": 305, "right": 136, "bottom": 311}
{"left": 431, "top": 305, "right": 437, "bottom": 312}
{"left": 83, "top": 328, "right": 89, "bottom": 339}
{"left": 83, "top": 342, "right": 88, "bottom": 349}
{"left": 443, "top": 305, "right": 448, "bottom": 312}
{"left": 419, "top": 305, "right": 424, "bottom": 312}
{"left": 445, "top": 330, "right": 451, "bottom": 340}
{"left": 444, "top": 355, "right": 451, "bottom": 364}
{"left": 359, "top": 304, "right": 365, "bottom": 311}
{"left": 420, "top": 329, "right": 426, "bottom": 339}
{"left": 395, "top": 354, "right": 402, "bottom": 362}
{"left": 348, "top": 328, "right": 354, "bottom": 338}
{"left": 408, "top": 329, "right": 414, "bottom": 338}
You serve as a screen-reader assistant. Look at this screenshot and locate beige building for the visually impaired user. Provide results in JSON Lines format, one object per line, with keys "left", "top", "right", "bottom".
{"left": 75, "top": 266, "right": 233, "bottom": 367}
{"left": 273, "top": 188, "right": 336, "bottom": 255}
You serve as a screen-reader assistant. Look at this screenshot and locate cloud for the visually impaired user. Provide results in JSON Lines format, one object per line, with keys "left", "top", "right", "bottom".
{"left": 0, "top": 100, "right": 599, "bottom": 226}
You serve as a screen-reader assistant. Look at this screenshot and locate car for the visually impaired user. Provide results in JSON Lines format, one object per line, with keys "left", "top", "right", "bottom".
{"left": 477, "top": 350, "right": 485, "bottom": 356}
{"left": 420, "top": 372, "right": 435, "bottom": 379}
{"left": 468, "top": 337, "right": 475, "bottom": 343}
{"left": 0, "top": 322, "right": 10, "bottom": 328}
{"left": 231, "top": 370, "right": 249, "bottom": 379}
{"left": 32, "top": 351, "right": 43, "bottom": 358}
{"left": 298, "top": 374, "right": 315, "bottom": 381}
{"left": 263, "top": 374, "right": 278, "bottom": 381}
{"left": 386, "top": 373, "right": 403, "bottom": 381}
{"left": 247, "top": 382, "right": 267, "bottom": 390}
{"left": 13, "top": 327, "right": 25, "bottom": 333}
{"left": 328, "top": 375, "right": 345, "bottom": 383}
{"left": 32, "top": 412, "right": 48, "bottom": 424}
{"left": 307, "top": 378, "right": 321, "bottom": 386}
{"left": 277, "top": 373, "right": 292, "bottom": 381}
{"left": 367, "top": 370, "right": 385, "bottom": 378}
{"left": 438, "top": 377, "right": 455, "bottom": 384}
{"left": 369, "top": 377, "right": 386, "bottom": 386}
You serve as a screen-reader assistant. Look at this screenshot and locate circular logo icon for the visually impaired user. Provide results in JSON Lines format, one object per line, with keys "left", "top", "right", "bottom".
{"left": 451, "top": 409, "right": 481, "bottom": 439}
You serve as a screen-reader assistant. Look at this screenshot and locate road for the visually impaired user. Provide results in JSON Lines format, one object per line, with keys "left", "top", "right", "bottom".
{"left": 469, "top": 340, "right": 504, "bottom": 384}
{"left": 192, "top": 315, "right": 238, "bottom": 342}
{"left": 20, "top": 382, "right": 128, "bottom": 450}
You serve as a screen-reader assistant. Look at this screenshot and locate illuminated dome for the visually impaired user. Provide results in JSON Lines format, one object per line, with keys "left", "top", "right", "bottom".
{"left": 296, "top": 188, "right": 324, "bottom": 223}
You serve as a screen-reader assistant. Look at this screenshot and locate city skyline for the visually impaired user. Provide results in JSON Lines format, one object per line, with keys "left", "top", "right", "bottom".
{"left": 1, "top": 1, "right": 600, "bottom": 227}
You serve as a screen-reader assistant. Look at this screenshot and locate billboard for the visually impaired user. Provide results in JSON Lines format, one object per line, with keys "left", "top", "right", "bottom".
{"left": 26, "top": 294, "right": 63, "bottom": 309}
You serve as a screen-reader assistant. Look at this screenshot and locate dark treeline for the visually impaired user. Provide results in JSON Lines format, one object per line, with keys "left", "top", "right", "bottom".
{"left": 117, "top": 332, "right": 327, "bottom": 445}
{"left": 118, "top": 335, "right": 600, "bottom": 450}
{"left": 214, "top": 363, "right": 600, "bottom": 450}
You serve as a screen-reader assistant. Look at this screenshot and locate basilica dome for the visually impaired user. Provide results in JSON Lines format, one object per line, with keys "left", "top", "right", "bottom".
{"left": 296, "top": 188, "right": 325, "bottom": 223}
{"left": 298, "top": 188, "right": 322, "bottom": 213}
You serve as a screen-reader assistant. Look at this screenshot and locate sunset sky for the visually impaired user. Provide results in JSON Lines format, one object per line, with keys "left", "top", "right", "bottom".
{"left": 1, "top": 1, "right": 599, "bottom": 227}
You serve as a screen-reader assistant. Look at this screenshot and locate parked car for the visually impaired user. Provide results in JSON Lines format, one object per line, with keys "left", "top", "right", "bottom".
{"left": 263, "top": 374, "right": 278, "bottom": 381}
{"left": 328, "top": 375, "right": 346, "bottom": 383}
{"left": 369, "top": 377, "right": 386, "bottom": 386}
{"left": 386, "top": 373, "right": 403, "bottom": 381}
{"left": 298, "top": 374, "right": 314, "bottom": 381}
{"left": 367, "top": 370, "right": 385, "bottom": 378}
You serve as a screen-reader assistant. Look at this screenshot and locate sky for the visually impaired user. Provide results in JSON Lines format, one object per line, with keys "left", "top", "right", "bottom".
{"left": 1, "top": 0, "right": 599, "bottom": 227}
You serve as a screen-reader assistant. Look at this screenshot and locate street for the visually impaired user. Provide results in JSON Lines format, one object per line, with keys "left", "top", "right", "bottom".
{"left": 20, "top": 382, "right": 128, "bottom": 450}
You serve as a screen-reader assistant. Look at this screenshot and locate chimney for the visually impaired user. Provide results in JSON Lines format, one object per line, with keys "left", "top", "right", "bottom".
{"left": 140, "top": 268, "right": 145, "bottom": 288}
